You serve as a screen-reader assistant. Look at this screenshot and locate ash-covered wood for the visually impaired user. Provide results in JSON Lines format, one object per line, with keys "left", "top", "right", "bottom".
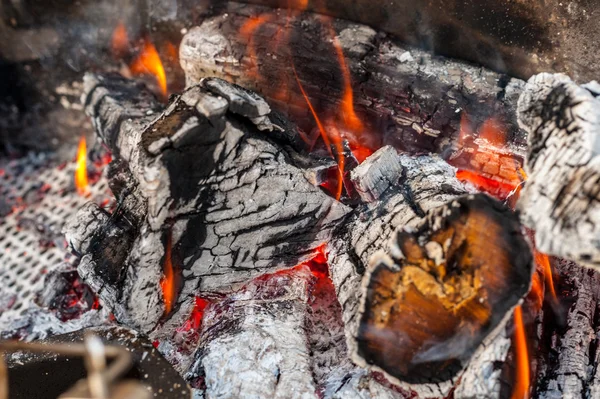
{"left": 65, "top": 73, "right": 350, "bottom": 335}
{"left": 179, "top": 2, "right": 526, "bottom": 155}
{"left": 517, "top": 73, "right": 600, "bottom": 269}
{"left": 187, "top": 267, "right": 318, "bottom": 399}
{"left": 184, "top": 258, "right": 408, "bottom": 399}
{"left": 355, "top": 195, "right": 532, "bottom": 391}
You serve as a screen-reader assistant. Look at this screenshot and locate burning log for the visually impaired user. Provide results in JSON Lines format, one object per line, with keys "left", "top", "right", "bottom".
{"left": 65, "top": 73, "right": 350, "bottom": 335}
{"left": 328, "top": 147, "right": 534, "bottom": 397}
{"left": 179, "top": 2, "right": 526, "bottom": 156}
{"left": 517, "top": 73, "right": 600, "bottom": 269}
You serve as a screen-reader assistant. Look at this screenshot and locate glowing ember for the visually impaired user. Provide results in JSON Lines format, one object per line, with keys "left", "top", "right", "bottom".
{"left": 455, "top": 113, "right": 525, "bottom": 201}
{"left": 160, "top": 231, "right": 176, "bottom": 316}
{"left": 179, "top": 296, "right": 210, "bottom": 333}
{"left": 130, "top": 37, "right": 168, "bottom": 97}
{"left": 455, "top": 169, "right": 520, "bottom": 200}
{"left": 511, "top": 305, "right": 531, "bottom": 399}
{"left": 75, "top": 136, "right": 90, "bottom": 196}
{"left": 111, "top": 22, "right": 129, "bottom": 58}
{"left": 348, "top": 144, "right": 373, "bottom": 164}
{"left": 251, "top": 243, "right": 329, "bottom": 286}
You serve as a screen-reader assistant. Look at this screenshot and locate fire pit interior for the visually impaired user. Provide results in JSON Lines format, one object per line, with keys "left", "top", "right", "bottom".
{"left": 2, "top": 1, "right": 600, "bottom": 398}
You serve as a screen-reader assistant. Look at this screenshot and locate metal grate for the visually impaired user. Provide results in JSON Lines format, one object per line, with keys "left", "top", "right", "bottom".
{"left": 0, "top": 152, "right": 113, "bottom": 338}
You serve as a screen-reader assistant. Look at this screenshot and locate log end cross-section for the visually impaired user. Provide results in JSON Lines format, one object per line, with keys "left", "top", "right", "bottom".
{"left": 354, "top": 194, "right": 533, "bottom": 389}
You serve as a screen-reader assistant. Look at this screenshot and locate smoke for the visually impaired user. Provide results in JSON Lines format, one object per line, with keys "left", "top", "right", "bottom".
{"left": 411, "top": 324, "right": 476, "bottom": 364}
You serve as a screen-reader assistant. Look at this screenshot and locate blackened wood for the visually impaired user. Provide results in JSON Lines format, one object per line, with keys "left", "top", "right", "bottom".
{"left": 536, "top": 259, "right": 600, "bottom": 398}
{"left": 238, "top": 0, "right": 600, "bottom": 84}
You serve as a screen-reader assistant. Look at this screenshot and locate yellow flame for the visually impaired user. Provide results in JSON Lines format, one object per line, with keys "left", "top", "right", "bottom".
{"left": 75, "top": 136, "right": 89, "bottom": 196}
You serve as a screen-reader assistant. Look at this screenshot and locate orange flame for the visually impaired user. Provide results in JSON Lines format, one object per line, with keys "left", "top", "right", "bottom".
{"left": 527, "top": 269, "right": 545, "bottom": 313}
{"left": 75, "top": 136, "right": 90, "bottom": 196}
{"left": 511, "top": 305, "right": 531, "bottom": 399}
{"left": 288, "top": 0, "right": 309, "bottom": 8}
{"left": 534, "top": 251, "right": 557, "bottom": 304}
{"left": 329, "top": 27, "right": 363, "bottom": 132}
{"left": 111, "top": 22, "right": 129, "bottom": 58}
{"left": 130, "top": 37, "right": 168, "bottom": 97}
{"left": 478, "top": 117, "right": 507, "bottom": 148}
{"left": 160, "top": 231, "right": 176, "bottom": 315}
{"left": 293, "top": 66, "right": 344, "bottom": 200}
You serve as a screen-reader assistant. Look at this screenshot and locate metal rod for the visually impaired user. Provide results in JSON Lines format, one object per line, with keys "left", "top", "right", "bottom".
{"left": 84, "top": 335, "right": 109, "bottom": 399}
{"left": 0, "top": 339, "right": 133, "bottom": 386}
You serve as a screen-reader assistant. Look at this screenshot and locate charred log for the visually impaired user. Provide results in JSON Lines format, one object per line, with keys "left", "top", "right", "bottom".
{"left": 517, "top": 73, "right": 600, "bottom": 269}
{"left": 65, "top": 73, "right": 350, "bottom": 336}
{"left": 327, "top": 147, "right": 533, "bottom": 397}
{"left": 534, "top": 259, "right": 600, "bottom": 398}
{"left": 179, "top": 2, "right": 526, "bottom": 157}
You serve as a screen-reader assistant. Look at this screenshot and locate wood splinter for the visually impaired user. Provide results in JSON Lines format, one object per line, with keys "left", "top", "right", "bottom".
{"left": 354, "top": 194, "right": 534, "bottom": 390}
